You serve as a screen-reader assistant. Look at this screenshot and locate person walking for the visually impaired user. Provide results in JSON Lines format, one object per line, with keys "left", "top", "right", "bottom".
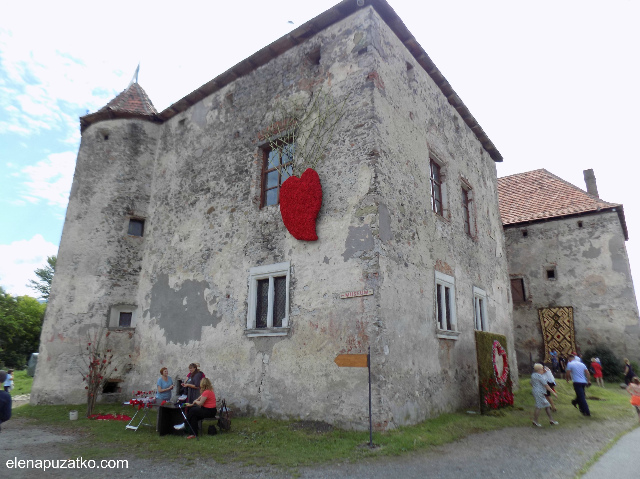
{"left": 3, "top": 369, "right": 13, "bottom": 392}
{"left": 623, "top": 359, "right": 635, "bottom": 386}
{"left": 0, "top": 371, "right": 11, "bottom": 432}
{"left": 626, "top": 376, "right": 640, "bottom": 423}
{"left": 566, "top": 353, "right": 591, "bottom": 416}
{"left": 590, "top": 358, "right": 604, "bottom": 388}
{"left": 531, "top": 363, "right": 559, "bottom": 427}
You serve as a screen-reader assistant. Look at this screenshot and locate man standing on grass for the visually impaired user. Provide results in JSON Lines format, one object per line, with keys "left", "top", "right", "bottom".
{"left": 565, "top": 353, "right": 591, "bottom": 416}
{"left": 0, "top": 370, "right": 11, "bottom": 432}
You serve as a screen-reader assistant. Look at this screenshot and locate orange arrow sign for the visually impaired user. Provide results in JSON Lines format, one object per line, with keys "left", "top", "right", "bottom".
{"left": 334, "top": 354, "right": 368, "bottom": 368}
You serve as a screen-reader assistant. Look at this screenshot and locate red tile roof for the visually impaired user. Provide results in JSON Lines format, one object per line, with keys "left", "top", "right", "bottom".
{"left": 98, "top": 82, "right": 157, "bottom": 116}
{"left": 80, "top": 83, "right": 158, "bottom": 131}
{"left": 497, "top": 169, "right": 627, "bottom": 238}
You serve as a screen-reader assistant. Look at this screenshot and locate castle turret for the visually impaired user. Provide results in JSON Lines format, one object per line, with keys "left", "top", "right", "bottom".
{"left": 32, "top": 81, "right": 161, "bottom": 405}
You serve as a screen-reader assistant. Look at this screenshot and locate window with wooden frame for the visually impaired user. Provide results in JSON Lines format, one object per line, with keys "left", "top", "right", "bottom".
{"left": 429, "top": 159, "right": 443, "bottom": 215}
{"left": 473, "top": 286, "right": 488, "bottom": 331}
{"left": 462, "top": 186, "right": 471, "bottom": 235}
{"left": 510, "top": 278, "right": 526, "bottom": 303}
{"left": 435, "top": 271, "right": 460, "bottom": 340}
{"left": 246, "top": 262, "right": 290, "bottom": 337}
{"left": 261, "top": 143, "right": 294, "bottom": 207}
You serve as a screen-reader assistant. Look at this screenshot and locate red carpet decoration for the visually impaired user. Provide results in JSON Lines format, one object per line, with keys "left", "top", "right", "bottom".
{"left": 279, "top": 168, "right": 322, "bottom": 241}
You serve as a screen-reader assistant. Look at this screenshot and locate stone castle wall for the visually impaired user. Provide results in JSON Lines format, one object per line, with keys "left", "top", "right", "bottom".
{"left": 33, "top": 6, "right": 513, "bottom": 428}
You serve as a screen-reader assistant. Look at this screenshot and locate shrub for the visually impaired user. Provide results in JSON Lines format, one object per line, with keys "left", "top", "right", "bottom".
{"left": 582, "top": 345, "right": 623, "bottom": 381}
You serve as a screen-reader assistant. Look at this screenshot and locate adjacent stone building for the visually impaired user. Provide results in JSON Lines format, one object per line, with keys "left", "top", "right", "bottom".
{"left": 32, "top": 0, "right": 515, "bottom": 428}
{"left": 498, "top": 169, "right": 640, "bottom": 372}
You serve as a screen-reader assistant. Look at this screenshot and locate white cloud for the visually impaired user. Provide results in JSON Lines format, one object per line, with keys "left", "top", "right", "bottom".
{"left": 20, "top": 151, "right": 76, "bottom": 208}
{"left": 0, "top": 234, "right": 58, "bottom": 297}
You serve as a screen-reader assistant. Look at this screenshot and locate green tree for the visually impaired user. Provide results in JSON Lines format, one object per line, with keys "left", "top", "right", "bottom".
{"left": 28, "top": 255, "right": 56, "bottom": 301}
{"left": 0, "top": 287, "right": 46, "bottom": 368}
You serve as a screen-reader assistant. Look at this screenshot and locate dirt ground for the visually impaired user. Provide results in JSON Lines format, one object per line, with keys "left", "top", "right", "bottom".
{"left": 1, "top": 401, "right": 635, "bottom": 479}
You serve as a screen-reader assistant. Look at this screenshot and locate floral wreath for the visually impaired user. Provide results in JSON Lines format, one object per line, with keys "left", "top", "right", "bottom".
{"left": 492, "top": 340, "right": 509, "bottom": 387}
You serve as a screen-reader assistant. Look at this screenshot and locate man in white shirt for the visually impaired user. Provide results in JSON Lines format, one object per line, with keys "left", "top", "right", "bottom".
{"left": 565, "top": 353, "right": 591, "bottom": 416}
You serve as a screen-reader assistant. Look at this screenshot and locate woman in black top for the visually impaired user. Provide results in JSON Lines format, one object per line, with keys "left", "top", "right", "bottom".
{"left": 183, "top": 363, "right": 204, "bottom": 403}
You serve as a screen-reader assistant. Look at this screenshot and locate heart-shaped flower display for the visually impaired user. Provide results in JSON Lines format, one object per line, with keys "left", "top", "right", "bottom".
{"left": 279, "top": 168, "right": 322, "bottom": 241}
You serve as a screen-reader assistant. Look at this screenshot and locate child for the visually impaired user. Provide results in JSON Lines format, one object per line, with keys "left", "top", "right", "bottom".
{"left": 543, "top": 365, "right": 557, "bottom": 411}
{"left": 626, "top": 376, "right": 640, "bottom": 423}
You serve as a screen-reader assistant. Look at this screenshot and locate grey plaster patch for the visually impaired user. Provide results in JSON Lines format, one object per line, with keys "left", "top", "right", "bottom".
{"left": 582, "top": 244, "right": 601, "bottom": 259}
{"left": 342, "top": 225, "right": 374, "bottom": 262}
{"left": 250, "top": 337, "right": 281, "bottom": 357}
{"left": 149, "top": 274, "right": 221, "bottom": 344}
{"left": 323, "top": 256, "right": 330, "bottom": 264}
{"left": 190, "top": 101, "right": 208, "bottom": 128}
{"left": 609, "top": 237, "right": 631, "bottom": 278}
{"left": 378, "top": 203, "right": 391, "bottom": 242}
{"left": 625, "top": 324, "right": 640, "bottom": 334}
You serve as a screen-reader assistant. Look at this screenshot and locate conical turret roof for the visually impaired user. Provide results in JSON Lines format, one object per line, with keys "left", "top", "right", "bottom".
{"left": 98, "top": 82, "right": 157, "bottom": 116}
{"left": 80, "top": 82, "right": 159, "bottom": 131}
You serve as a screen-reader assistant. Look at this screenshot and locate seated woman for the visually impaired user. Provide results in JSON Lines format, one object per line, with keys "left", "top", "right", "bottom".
{"left": 156, "top": 367, "right": 174, "bottom": 402}
{"left": 175, "top": 377, "right": 217, "bottom": 439}
{"left": 182, "top": 363, "right": 204, "bottom": 404}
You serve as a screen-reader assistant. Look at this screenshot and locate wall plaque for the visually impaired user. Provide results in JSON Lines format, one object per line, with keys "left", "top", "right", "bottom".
{"left": 340, "top": 289, "right": 373, "bottom": 299}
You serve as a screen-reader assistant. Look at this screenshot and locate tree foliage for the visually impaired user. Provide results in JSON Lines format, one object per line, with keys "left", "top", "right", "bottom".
{"left": 28, "top": 255, "right": 56, "bottom": 301}
{"left": 0, "top": 286, "right": 46, "bottom": 368}
{"left": 262, "top": 88, "right": 349, "bottom": 177}
{"left": 79, "top": 329, "right": 124, "bottom": 417}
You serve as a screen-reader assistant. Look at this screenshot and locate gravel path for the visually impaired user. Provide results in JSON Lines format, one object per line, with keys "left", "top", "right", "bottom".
{"left": 1, "top": 411, "right": 635, "bottom": 478}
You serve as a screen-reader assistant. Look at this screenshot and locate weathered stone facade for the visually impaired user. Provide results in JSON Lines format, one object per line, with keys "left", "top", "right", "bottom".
{"left": 32, "top": 1, "right": 515, "bottom": 429}
{"left": 500, "top": 171, "right": 640, "bottom": 372}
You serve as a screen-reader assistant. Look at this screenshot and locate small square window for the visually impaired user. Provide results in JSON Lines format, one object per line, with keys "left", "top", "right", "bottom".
{"left": 246, "top": 262, "right": 291, "bottom": 337}
{"left": 108, "top": 304, "right": 137, "bottom": 329}
{"left": 119, "top": 312, "right": 132, "bottom": 327}
{"left": 128, "top": 218, "right": 145, "bottom": 237}
{"left": 522, "top": 230, "right": 528, "bottom": 238}
{"left": 577, "top": 221, "right": 583, "bottom": 228}
{"left": 546, "top": 268, "right": 556, "bottom": 280}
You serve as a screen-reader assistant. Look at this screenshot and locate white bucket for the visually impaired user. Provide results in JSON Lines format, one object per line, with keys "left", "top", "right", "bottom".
{"left": 69, "top": 410, "right": 78, "bottom": 421}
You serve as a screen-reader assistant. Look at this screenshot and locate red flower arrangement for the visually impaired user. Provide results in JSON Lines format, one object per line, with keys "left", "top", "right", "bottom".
{"left": 492, "top": 340, "right": 509, "bottom": 387}
{"left": 88, "top": 414, "right": 131, "bottom": 421}
{"left": 480, "top": 377, "right": 514, "bottom": 409}
{"left": 279, "top": 168, "right": 322, "bottom": 241}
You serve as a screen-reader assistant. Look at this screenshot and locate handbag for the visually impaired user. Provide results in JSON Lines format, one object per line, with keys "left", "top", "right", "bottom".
{"left": 217, "top": 399, "right": 231, "bottom": 432}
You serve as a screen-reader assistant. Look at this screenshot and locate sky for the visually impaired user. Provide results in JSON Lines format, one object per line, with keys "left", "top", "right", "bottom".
{"left": 1, "top": 0, "right": 639, "bottom": 299}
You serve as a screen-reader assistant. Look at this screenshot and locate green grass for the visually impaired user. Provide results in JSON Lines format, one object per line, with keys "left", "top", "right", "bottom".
{"left": 8, "top": 369, "right": 32, "bottom": 396}
{"left": 11, "top": 377, "right": 637, "bottom": 469}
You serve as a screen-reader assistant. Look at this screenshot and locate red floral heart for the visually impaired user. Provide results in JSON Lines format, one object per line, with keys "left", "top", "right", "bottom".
{"left": 279, "top": 168, "right": 322, "bottom": 241}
